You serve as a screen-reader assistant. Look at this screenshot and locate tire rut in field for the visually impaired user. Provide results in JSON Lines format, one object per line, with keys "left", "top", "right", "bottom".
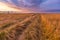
{"left": 0, "top": 14, "right": 37, "bottom": 40}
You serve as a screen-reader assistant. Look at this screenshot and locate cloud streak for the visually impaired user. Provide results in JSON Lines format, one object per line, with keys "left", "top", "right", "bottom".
{"left": 40, "top": 0, "right": 60, "bottom": 12}
{"left": 0, "top": 0, "right": 60, "bottom": 12}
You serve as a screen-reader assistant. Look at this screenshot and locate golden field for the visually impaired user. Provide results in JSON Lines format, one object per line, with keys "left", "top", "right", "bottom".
{"left": 0, "top": 14, "right": 60, "bottom": 40}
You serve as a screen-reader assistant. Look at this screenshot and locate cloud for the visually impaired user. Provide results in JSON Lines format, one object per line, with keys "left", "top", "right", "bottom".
{"left": 0, "top": 0, "right": 60, "bottom": 12}
{"left": 0, "top": 2, "right": 20, "bottom": 11}
{"left": 40, "top": 0, "right": 60, "bottom": 12}
{"left": 0, "top": 0, "right": 47, "bottom": 7}
{"left": 1, "top": 0, "right": 41, "bottom": 7}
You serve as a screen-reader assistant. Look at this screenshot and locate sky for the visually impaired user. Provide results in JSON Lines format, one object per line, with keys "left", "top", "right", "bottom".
{"left": 0, "top": 2, "right": 20, "bottom": 11}
{"left": 0, "top": 0, "right": 60, "bottom": 12}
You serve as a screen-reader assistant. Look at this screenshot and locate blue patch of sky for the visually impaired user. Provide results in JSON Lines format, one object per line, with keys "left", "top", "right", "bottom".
{"left": 11, "top": 0, "right": 20, "bottom": 6}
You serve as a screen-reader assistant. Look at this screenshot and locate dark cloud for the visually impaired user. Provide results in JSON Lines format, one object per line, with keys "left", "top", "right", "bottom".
{"left": 0, "top": 0, "right": 46, "bottom": 7}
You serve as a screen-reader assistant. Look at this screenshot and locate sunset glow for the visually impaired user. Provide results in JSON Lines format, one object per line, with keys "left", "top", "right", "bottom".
{"left": 0, "top": 2, "right": 20, "bottom": 11}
